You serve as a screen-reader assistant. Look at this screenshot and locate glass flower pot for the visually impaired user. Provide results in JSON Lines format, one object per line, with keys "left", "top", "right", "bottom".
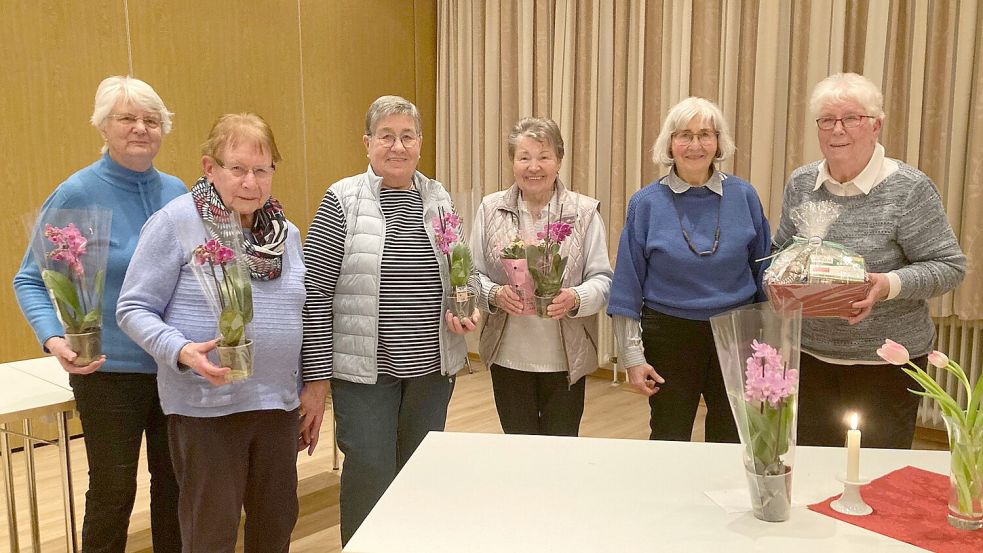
{"left": 943, "top": 415, "right": 983, "bottom": 530}
{"left": 533, "top": 293, "right": 557, "bottom": 319}
{"left": 65, "top": 329, "right": 101, "bottom": 366}
{"left": 217, "top": 339, "right": 254, "bottom": 382}
{"left": 447, "top": 286, "right": 476, "bottom": 321}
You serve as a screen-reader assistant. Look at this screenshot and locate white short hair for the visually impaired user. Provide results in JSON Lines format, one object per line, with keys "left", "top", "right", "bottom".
{"left": 364, "top": 95, "right": 422, "bottom": 136}
{"left": 90, "top": 76, "right": 174, "bottom": 152}
{"left": 809, "top": 73, "right": 885, "bottom": 121}
{"left": 651, "top": 97, "right": 736, "bottom": 167}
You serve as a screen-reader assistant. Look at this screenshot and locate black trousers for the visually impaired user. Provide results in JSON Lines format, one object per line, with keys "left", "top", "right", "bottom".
{"left": 798, "top": 353, "right": 925, "bottom": 448}
{"left": 489, "top": 364, "right": 586, "bottom": 437}
{"left": 69, "top": 372, "right": 181, "bottom": 553}
{"left": 640, "top": 307, "right": 738, "bottom": 443}
{"left": 167, "top": 409, "right": 300, "bottom": 553}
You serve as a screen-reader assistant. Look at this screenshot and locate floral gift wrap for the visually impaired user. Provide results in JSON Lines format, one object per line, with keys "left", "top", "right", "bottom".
{"left": 765, "top": 201, "right": 870, "bottom": 317}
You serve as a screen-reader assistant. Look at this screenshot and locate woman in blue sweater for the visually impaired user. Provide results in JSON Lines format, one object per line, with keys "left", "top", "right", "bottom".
{"left": 13, "top": 76, "right": 184, "bottom": 553}
{"left": 117, "top": 113, "right": 306, "bottom": 552}
{"left": 608, "top": 97, "right": 770, "bottom": 443}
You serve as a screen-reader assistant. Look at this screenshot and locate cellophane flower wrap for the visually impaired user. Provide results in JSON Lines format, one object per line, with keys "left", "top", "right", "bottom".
{"left": 526, "top": 215, "right": 572, "bottom": 299}
{"left": 189, "top": 217, "right": 253, "bottom": 348}
{"left": 765, "top": 201, "right": 870, "bottom": 318}
{"left": 432, "top": 208, "right": 473, "bottom": 292}
{"left": 877, "top": 339, "right": 983, "bottom": 529}
{"left": 499, "top": 234, "right": 536, "bottom": 315}
{"left": 28, "top": 208, "right": 113, "bottom": 335}
{"left": 711, "top": 302, "right": 802, "bottom": 521}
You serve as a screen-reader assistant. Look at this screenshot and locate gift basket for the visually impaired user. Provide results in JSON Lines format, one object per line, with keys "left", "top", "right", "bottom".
{"left": 764, "top": 201, "right": 870, "bottom": 318}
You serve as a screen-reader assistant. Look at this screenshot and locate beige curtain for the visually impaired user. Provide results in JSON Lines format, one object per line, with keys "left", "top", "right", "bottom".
{"left": 437, "top": 0, "right": 982, "bottom": 322}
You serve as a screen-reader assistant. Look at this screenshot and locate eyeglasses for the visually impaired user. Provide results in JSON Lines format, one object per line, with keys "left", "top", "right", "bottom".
{"left": 815, "top": 115, "right": 874, "bottom": 130}
{"left": 672, "top": 130, "right": 718, "bottom": 145}
{"left": 373, "top": 132, "right": 420, "bottom": 149}
{"left": 215, "top": 158, "right": 276, "bottom": 181}
{"left": 108, "top": 113, "right": 162, "bottom": 130}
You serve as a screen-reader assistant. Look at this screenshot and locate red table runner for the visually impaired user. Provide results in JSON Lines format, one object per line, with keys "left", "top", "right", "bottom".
{"left": 808, "top": 466, "right": 982, "bottom": 552}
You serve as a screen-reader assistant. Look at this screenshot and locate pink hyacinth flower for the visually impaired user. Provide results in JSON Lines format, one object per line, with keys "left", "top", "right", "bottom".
{"left": 876, "top": 339, "right": 910, "bottom": 366}
{"left": 927, "top": 350, "right": 949, "bottom": 369}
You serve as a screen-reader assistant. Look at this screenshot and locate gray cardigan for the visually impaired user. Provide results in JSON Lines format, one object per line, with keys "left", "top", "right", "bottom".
{"left": 773, "top": 160, "right": 965, "bottom": 361}
{"left": 117, "top": 194, "right": 306, "bottom": 417}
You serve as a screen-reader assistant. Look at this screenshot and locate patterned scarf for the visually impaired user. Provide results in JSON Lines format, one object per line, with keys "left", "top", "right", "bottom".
{"left": 191, "top": 176, "right": 287, "bottom": 280}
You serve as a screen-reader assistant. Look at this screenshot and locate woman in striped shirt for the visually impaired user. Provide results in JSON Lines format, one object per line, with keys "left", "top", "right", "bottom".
{"left": 299, "top": 95, "right": 479, "bottom": 545}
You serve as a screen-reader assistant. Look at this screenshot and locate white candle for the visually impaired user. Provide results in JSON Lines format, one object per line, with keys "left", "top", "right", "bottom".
{"left": 846, "top": 413, "right": 861, "bottom": 481}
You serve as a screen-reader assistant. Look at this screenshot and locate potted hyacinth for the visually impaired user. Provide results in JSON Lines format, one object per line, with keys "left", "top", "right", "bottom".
{"left": 877, "top": 339, "right": 983, "bottom": 530}
{"left": 190, "top": 239, "right": 254, "bottom": 381}
{"left": 29, "top": 209, "right": 112, "bottom": 366}
{"left": 711, "top": 302, "right": 802, "bottom": 522}
{"left": 499, "top": 235, "right": 536, "bottom": 315}
{"left": 433, "top": 208, "right": 475, "bottom": 320}
{"left": 526, "top": 207, "right": 572, "bottom": 318}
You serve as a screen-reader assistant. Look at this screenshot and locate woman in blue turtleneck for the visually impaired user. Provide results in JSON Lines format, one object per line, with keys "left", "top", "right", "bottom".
{"left": 608, "top": 97, "right": 771, "bottom": 444}
{"left": 13, "top": 76, "right": 185, "bottom": 553}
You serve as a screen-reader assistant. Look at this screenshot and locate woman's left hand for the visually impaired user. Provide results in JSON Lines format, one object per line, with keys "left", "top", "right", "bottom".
{"left": 547, "top": 288, "right": 579, "bottom": 320}
{"left": 446, "top": 309, "right": 481, "bottom": 334}
{"left": 846, "top": 272, "right": 890, "bottom": 325}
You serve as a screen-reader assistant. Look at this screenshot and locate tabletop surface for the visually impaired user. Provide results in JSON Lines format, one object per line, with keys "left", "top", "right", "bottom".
{"left": 0, "top": 359, "right": 74, "bottom": 423}
{"left": 345, "top": 432, "right": 949, "bottom": 553}
{"left": 8, "top": 356, "right": 72, "bottom": 390}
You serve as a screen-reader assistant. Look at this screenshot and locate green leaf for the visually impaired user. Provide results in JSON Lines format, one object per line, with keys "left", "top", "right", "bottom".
{"left": 219, "top": 307, "right": 245, "bottom": 346}
{"left": 42, "top": 269, "right": 82, "bottom": 329}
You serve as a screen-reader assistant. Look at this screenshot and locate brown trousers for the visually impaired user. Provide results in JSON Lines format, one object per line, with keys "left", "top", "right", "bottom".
{"left": 168, "top": 409, "right": 300, "bottom": 553}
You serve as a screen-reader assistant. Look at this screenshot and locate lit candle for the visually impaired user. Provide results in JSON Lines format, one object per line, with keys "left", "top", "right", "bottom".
{"left": 846, "top": 413, "right": 861, "bottom": 481}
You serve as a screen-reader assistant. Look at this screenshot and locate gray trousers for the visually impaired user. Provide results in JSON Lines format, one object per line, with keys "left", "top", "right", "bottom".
{"left": 167, "top": 409, "right": 300, "bottom": 553}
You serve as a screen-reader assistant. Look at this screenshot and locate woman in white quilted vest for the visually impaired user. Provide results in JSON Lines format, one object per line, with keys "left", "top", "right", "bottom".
{"left": 470, "top": 117, "right": 613, "bottom": 437}
{"left": 299, "top": 95, "right": 480, "bottom": 545}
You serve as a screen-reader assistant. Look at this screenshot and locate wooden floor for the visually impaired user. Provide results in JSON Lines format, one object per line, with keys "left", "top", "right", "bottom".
{"left": 1, "top": 366, "right": 946, "bottom": 552}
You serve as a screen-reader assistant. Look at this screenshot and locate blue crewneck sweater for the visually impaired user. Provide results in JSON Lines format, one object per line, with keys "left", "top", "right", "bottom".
{"left": 607, "top": 174, "right": 771, "bottom": 321}
{"left": 13, "top": 153, "right": 186, "bottom": 373}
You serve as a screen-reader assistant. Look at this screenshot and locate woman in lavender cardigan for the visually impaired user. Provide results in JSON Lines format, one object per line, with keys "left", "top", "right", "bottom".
{"left": 117, "top": 113, "right": 308, "bottom": 552}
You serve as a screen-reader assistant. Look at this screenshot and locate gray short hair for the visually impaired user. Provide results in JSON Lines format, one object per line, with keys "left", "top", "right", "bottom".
{"left": 364, "top": 95, "right": 422, "bottom": 136}
{"left": 90, "top": 76, "right": 173, "bottom": 152}
{"left": 651, "top": 97, "right": 736, "bottom": 167}
{"left": 506, "top": 117, "right": 565, "bottom": 161}
{"left": 809, "top": 73, "right": 885, "bottom": 121}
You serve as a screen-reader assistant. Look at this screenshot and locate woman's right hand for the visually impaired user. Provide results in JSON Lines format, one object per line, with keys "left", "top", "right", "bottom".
{"left": 494, "top": 284, "right": 525, "bottom": 315}
{"left": 626, "top": 362, "right": 664, "bottom": 397}
{"left": 178, "top": 340, "right": 230, "bottom": 386}
{"left": 45, "top": 336, "right": 105, "bottom": 375}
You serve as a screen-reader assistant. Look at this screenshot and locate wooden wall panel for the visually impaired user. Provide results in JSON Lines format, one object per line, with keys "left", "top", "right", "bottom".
{"left": 0, "top": 0, "right": 438, "bottom": 371}
{"left": 127, "top": 0, "right": 309, "bottom": 229}
{"left": 0, "top": 0, "right": 129, "bottom": 363}
{"left": 301, "top": 0, "right": 438, "bottom": 211}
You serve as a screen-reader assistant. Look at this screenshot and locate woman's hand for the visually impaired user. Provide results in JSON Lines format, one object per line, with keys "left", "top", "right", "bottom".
{"left": 494, "top": 285, "right": 525, "bottom": 315}
{"left": 178, "top": 340, "right": 230, "bottom": 386}
{"left": 626, "top": 362, "right": 665, "bottom": 397}
{"left": 446, "top": 309, "right": 481, "bottom": 334}
{"left": 547, "top": 288, "right": 579, "bottom": 319}
{"left": 44, "top": 336, "right": 105, "bottom": 374}
{"left": 846, "top": 272, "right": 890, "bottom": 325}
{"left": 298, "top": 380, "right": 329, "bottom": 455}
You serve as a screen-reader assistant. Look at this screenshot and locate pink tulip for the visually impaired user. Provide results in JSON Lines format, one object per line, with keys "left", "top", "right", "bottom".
{"left": 927, "top": 350, "right": 949, "bottom": 369}
{"left": 876, "top": 339, "right": 910, "bottom": 366}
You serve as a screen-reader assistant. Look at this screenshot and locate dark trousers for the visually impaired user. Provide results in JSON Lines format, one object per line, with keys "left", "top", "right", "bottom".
{"left": 489, "top": 364, "right": 586, "bottom": 436}
{"left": 69, "top": 372, "right": 181, "bottom": 553}
{"left": 798, "top": 353, "right": 924, "bottom": 448}
{"left": 167, "top": 409, "right": 300, "bottom": 553}
{"left": 640, "top": 307, "right": 738, "bottom": 443}
{"left": 332, "top": 372, "right": 455, "bottom": 545}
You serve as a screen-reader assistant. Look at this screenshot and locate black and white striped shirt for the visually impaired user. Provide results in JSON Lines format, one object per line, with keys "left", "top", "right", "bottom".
{"left": 302, "top": 187, "right": 443, "bottom": 380}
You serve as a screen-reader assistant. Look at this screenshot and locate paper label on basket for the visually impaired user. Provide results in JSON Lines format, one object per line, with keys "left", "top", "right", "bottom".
{"left": 501, "top": 258, "right": 537, "bottom": 315}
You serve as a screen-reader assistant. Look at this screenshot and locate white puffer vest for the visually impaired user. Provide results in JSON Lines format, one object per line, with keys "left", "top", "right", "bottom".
{"left": 329, "top": 166, "right": 469, "bottom": 384}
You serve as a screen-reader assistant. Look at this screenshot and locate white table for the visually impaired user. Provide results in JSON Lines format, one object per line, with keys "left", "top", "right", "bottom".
{"left": 1, "top": 357, "right": 78, "bottom": 553}
{"left": 345, "top": 432, "right": 951, "bottom": 552}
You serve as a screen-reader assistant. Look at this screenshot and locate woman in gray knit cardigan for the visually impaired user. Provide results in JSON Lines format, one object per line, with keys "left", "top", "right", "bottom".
{"left": 773, "top": 73, "right": 966, "bottom": 449}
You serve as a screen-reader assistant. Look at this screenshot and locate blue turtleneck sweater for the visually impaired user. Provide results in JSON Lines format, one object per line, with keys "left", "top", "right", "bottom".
{"left": 13, "top": 153, "right": 186, "bottom": 373}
